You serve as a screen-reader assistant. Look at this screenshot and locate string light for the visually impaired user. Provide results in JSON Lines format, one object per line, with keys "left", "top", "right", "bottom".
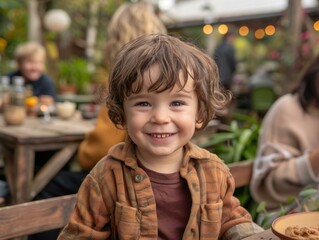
{"left": 265, "top": 25, "right": 276, "bottom": 36}
{"left": 255, "top": 29, "right": 265, "bottom": 39}
{"left": 239, "top": 26, "right": 249, "bottom": 36}
{"left": 218, "top": 24, "right": 228, "bottom": 35}
{"left": 203, "top": 24, "right": 213, "bottom": 35}
{"left": 314, "top": 21, "right": 319, "bottom": 31}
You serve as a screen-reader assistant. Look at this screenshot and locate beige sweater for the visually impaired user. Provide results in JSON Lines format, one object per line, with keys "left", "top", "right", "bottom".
{"left": 250, "top": 94, "right": 319, "bottom": 210}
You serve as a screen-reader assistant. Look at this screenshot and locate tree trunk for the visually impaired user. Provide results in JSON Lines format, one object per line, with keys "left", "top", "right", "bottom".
{"left": 287, "top": 0, "right": 303, "bottom": 61}
{"left": 280, "top": 0, "right": 303, "bottom": 93}
{"left": 86, "top": 0, "right": 100, "bottom": 72}
{"left": 28, "top": 0, "right": 42, "bottom": 43}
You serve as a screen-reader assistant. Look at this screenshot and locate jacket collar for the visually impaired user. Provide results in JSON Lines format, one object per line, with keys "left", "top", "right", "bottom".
{"left": 108, "top": 136, "right": 212, "bottom": 170}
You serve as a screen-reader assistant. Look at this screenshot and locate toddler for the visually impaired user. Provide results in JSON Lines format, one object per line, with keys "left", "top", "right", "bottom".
{"left": 58, "top": 34, "right": 263, "bottom": 240}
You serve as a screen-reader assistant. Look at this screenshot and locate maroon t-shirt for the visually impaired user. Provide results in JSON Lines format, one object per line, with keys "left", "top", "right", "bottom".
{"left": 139, "top": 162, "right": 192, "bottom": 239}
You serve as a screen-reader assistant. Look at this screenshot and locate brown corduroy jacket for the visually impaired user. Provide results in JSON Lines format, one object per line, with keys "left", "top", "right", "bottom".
{"left": 59, "top": 138, "right": 263, "bottom": 240}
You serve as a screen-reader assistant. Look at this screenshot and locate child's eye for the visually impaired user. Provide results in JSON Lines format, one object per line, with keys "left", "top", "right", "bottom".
{"left": 170, "top": 101, "right": 185, "bottom": 107}
{"left": 136, "top": 101, "right": 151, "bottom": 107}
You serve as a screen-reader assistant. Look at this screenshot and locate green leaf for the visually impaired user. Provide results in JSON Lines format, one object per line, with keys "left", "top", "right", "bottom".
{"left": 233, "top": 129, "right": 253, "bottom": 162}
{"left": 285, "top": 196, "right": 296, "bottom": 204}
{"left": 299, "top": 188, "right": 318, "bottom": 198}
{"left": 256, "top": 202, "right": 266, "bottom": 213}
{"left": 230, "top": 120, "right": 239, "bottom": 132}
{"left": 199, "top": 132, "right": 235, "bottom": 148}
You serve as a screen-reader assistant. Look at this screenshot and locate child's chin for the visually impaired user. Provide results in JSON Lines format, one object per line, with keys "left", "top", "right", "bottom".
{"left": 27, "top": 74, "right": 41, "bottom": 81}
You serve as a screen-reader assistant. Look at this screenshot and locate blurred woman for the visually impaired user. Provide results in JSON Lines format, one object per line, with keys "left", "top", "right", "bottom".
{"left": 250, "top": 55, "right": 319, "bottom": 215}
{"left": 78, "top": 1, "right": 167, "bottom": 169}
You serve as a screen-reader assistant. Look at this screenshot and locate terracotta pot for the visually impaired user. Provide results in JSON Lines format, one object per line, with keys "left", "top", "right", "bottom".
{"left": 59, "top": 84, "right": 77, "bottom": 94}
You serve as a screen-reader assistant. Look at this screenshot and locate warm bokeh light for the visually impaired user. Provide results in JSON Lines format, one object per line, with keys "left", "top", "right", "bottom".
{"left": 239, "top": 26, "right": 249, "bottom": 36}
{"left": 40, "top": 105, "right": 48, "bottom": 112}
{"left": 203, "top": 24, "right": 213, "bottom": 35}
{"left": 255, "top": 29, "right": 265, "bottom": 39}
{"left": 218, "top": 24, "right": 228, "bottom": 35}
{"left": 265, "top": 25, "right": 276, "bottom": 36}
{"left": 314, "top": 21, "right": 319, "bottom": 31}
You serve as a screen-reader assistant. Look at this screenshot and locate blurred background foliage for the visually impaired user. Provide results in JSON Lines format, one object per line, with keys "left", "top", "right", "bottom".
{"left": 1, "top": 0, "right": 318, "bottom": 94}
{"left": 0, "top": 0, "right": 127, "bottom": 67}
{"left": 0, "top": 0, "right": 129, "bottom": 93}
{"left": 0, "top": 1, "right": 28, "bottom": 63}
{"left": 196, "top": 112, "right": 261, "bottom": 220}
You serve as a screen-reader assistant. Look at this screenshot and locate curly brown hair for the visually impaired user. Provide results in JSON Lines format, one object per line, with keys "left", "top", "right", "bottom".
{"left": 106, "top": 34, "right": 231, "bottom": 131}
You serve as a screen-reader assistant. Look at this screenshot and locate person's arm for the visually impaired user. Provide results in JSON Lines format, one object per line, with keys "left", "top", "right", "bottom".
{"left": 220, "top": 170, "right": 264, "bottom": 239}
{"left": 77, "top": 106, "right": 126, "bottom": 170}
{"left": 222, "top": 223, "right": 264, "bottom": 240}
{"left": 58, "top": 172, "right": 111, "bottom": 239}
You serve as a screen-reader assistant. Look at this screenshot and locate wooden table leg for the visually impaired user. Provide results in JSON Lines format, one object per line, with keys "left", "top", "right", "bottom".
{"left": 3, "top": 147, "right": 16, "bottom": 201}
{"left": 30, "top": 143, "right": 78, "bottom": 199}
{"left": 14, "top": 145, "right": 34, "bottom": 204}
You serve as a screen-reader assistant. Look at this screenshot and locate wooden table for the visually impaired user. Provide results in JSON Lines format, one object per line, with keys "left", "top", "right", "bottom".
{"left": 243, "top": 228, "right": 280, "bottom": 239}
{"left": 0, "top": 114, "right": 95, "bottom": 204}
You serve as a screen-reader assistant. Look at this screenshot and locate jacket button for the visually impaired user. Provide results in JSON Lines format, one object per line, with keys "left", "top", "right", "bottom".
{"left": 134, "top": 174, "right": 143, "bottom": 183}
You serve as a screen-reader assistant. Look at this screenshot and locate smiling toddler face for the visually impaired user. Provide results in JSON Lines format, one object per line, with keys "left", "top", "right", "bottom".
{"left": 123, "top": 64, "right": 199, "bottom": 160}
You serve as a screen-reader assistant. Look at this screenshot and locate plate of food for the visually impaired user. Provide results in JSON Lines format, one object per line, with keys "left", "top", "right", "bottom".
{"left": 271, "top": 211, "right": 319, "bottom": 239}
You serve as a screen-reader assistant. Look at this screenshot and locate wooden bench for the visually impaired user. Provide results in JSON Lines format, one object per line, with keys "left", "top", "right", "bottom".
{"left": 228, "top": 159, "right": 254, "bottom": 188}
{"left": 0, "top": 160, "right": 254, "bottom": 240}
{"left": 0, "top": 194, "right": 77, "bottom": 240}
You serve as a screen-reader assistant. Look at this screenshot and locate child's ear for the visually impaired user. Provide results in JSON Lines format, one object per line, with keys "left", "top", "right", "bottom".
{"left": 195, "top": 120, "right": 203, "bottom": 129}
{"left": 195, "top": 111, "right": 203, "bottom": 129}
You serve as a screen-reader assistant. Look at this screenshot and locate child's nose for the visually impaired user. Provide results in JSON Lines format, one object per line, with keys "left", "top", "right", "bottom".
{"left": 151, "top": 107, "right": 170, "bottom": 124}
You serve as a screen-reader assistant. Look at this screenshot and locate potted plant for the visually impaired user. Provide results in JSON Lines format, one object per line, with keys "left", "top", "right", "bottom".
{"left": 194, "top": 112, "right": 261, "bottom": 220}
{"left": 57, "top": 58, "right": 91, "bottom": 94}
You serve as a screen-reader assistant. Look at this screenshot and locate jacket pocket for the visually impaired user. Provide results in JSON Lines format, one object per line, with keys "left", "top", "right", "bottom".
{"left": 200, "top": 200, "right": 223, "bottom": 239}
{"left": 115, "top": 202, "right": 141, "bottom": 240}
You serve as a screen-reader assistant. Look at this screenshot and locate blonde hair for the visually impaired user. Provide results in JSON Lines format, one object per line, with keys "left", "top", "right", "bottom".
{"left": 104, "top": 1, "right": 167, "bottom": 72}
{"left": 14, "top": 42, "right": 46, "bottom": 63}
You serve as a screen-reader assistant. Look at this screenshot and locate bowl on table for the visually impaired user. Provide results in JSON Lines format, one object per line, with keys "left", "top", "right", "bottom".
{"left": 79, "top": 104, "right": 100, "bottom": 119}
{"left": 56, "top": 101, "right": 76, "bottom": 119}
{"left": 3, "top": 106, "right": 26, "bottom": 125}
{"left": 271, "top": 211, "right": 319, "bottom": 239}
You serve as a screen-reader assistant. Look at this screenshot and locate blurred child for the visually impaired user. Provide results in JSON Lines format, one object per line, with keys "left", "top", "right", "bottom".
{"left": 7, "top": 41, "right": 57, "bottom": 102}
{"left": 58, "top": 34, "right": 263, "bottom": 240}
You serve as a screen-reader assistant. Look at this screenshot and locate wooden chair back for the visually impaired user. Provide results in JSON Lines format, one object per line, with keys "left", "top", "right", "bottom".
{"left": 228, "top": 160, "right": 254, "bottom": 188}
{"left": 0, "top": 194, "right": 76, "bottom": 240}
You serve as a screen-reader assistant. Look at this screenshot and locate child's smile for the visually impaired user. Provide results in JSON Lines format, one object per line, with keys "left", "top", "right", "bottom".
{"left": 147, "top": 132, "right": 175, "bottom": 139}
